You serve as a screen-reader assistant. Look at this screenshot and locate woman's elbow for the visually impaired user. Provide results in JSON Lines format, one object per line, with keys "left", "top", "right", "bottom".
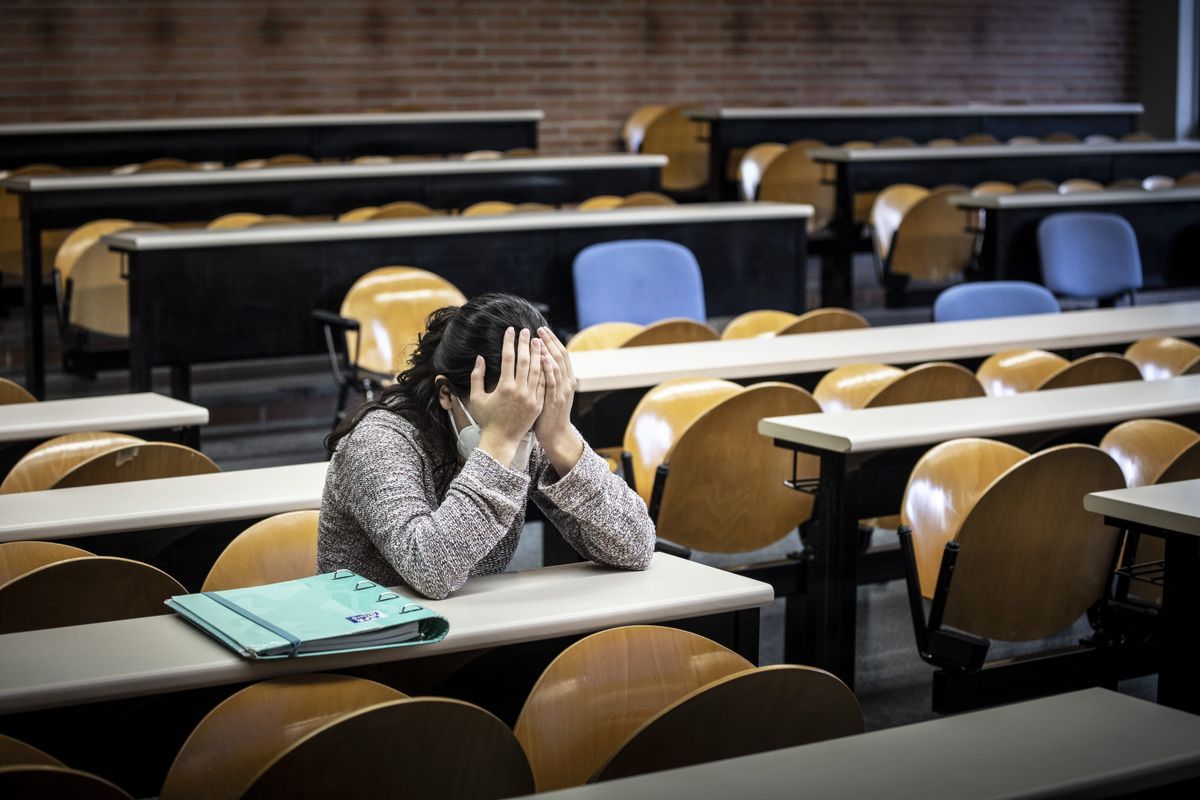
{"left": 405, "top": 567, "right": 466, "bottom": 601}
{"left": 627, "top": 521, "right": 657, "bottom": 570}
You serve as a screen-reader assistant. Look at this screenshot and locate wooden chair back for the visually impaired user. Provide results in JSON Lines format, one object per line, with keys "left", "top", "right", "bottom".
{"left": 339, "top": 266, "right": 467, "bottom": 376}
{"left": 621, "top": 318, "right": 718, "bottom": 348}
{"left": 616, "top": 192, "right": 676, "bottom": 208}
{"left": 53, "top": 442, "right": 219, "bottom": 490}
{"left": 945, "top": 444, "right": 1124, "bottom": 640}
{"left": 462, "top": 200, "right": 516, "bottom": 216}
{"left": 0, "top": 766, "right": 132, "bottom": 799}
{"left": 337, "top": 206, "right": 380, "bottom": 222}
{"left": 1177, "top": 171, "right": 1200, "bottom": 187}
{"left": 866, "top": 362, "right": 984, "bottom": 408}
{"left": 758, "top": 140, "right": 834, "bottom": 232}
{"left": 623, "top": 105, "right": 668, "bottom": 152}
{"left": 878, "top": 136, "right": 917, "bottom": 147}
{"left": 161, "top": 674, "right": 409, "bottom": 800}
{"left": 960, "top": 133, "right": 1000, "bottom": 145}
{"left": 777, "top": 307, "right": 869, "bottom": 336}
{"left": 0, "top": 377, "right": 35, "bottom": 405}
{"left": 112, "top": 158, "right": 195, "bottom": 174}
{"left": 462, "top": 149, "right": 504, "bottom": 161}
{"left": 888, "top": 189, "right": 976, "bottom": 282}
{"left": 0, "top": 164, "right": 70, "bottom": 281}
{"left": 207, "top": 212, "right": 267, "bottom": 229}
{"left": 234, "top": 153, "right": 316, "bottom": 169}
{"left": 202, "top": 511, "right": 319, "bottom": 592}
{"left": 1016, "top": 178, "right": 1058, "bottom": 192}
{"left": 1122, "top": 131, "right": 1156, "bottom": 142}
{"left": 1036, "top": 353, "right": 1142, "bottom": 391}
{"left": 0, "top": 541, "right": 93, "bottom": 586}
{"left": 504, "top": 147, "right": 538, "bottom": 158}
{"left": 54, "top": 218, "right": 136, "bottom": 287}
{"left": 0, "top": 556, "right": 185, "bottom": 633}
{"left": 1058, "top": 178, "right": 1105, "bottom": 194}
{"left": 1125, "top": 336, "right": 1200, "bottom": 380}
{"left": 976, "top": 349, "right": 1070, "bottom": 396}
{"left": 577, "top": 195, "right": 623, "bottom": 211}
{"left": 813, "top": 363, "right": 905, "bottom": 413}
{"left": 622, "top": 377, "right": 742, "bottom": 504}
{"left": 248, "top": 215, "right": 304, "bottom": 227}
{"left": 594, "top": 665, "right": 863, "bottom": 784}
{"left": 657, "top": 383, "right": 822, "bottom": 551}
{"left": 869, "top": 183, "right": 928, "bottom": 259}
{"left": 0, "top": 733, "right": 64, "bottom": 767}
{"left": 566, "top": 322, "right": 642, "bottom": 352}
{"left": 512, "top": 202, "right": 556, "bottom": 213}
{"left": 641, "top": 105, "right": 709, "bottom": 192}
{"left": 720, "top": 309, "right": 798, "bottom": 339}
{"left": 971, "top": 181, "right": 1017, "bottom": 195}
{"left": 372, "top": 201, "right": 437, "bottom": 219}
{"left": 67, "top": 221, "right": 168, "bottom": 337}
{"left": 0, "top": 431, "right": 145, "bottom": 494}
{"left": 514, "top": 625, "right": 752, "bottom": 792}
{"left": 737, "top": 142, "right": 787, "bottom": 200}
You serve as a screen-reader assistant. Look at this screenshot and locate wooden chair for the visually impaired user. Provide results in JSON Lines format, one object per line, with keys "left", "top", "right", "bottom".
{"left": 462, "top": 200, "right": 516, "bottom": 216}
{"left": 593, "top": 665, "right": 863, "bottom": 784}
{"left": 720, "top": 309, "right": 798, "bottom": 339}
{"left": 899, "top": 440, "right": 1125, "bottom": 672}
{"left": 249, "top": 215, "right": 304, "bottom": 227}
{"left": 960, "top": 133, "right": 1000, "bottom": 145}
{"left": 877, "top": 136, "right": 917, "bottom": 148}
{"left": 577, "top": 195, "right": 623, "bottom": 211}
{"left": 1121, "top": 131, "right": 1156, "bottom": 142}
{"left": 869, "top": 183, "right": 928, "bottom": 262}
{"left": 512, "top": 202, "right": 556, "bottom": 213}
{"left": 59, "top": 220, "right": 169, "bottom": 338}
{"left": 0, "top": 766, "right": 132, "bottom": 799}
{"left": 879, "top": 188, "right": 977, "bottom": 285}
{"left": 372, "top": 201, "right": 437, "bottom": 219}
{"left": 1142, "top": 175, "right": 1176, "bottom": 191}
{"left": 207, "top": 212, "right": 269, "bottom": 229}
{"left": 977, "top": 350, "right": 1142, "bottom": 395}
{"left": 971, "top": 181, "right": 1016, "bottom": 195}
{"left": 111, "top": 157, "right": 196, "bottom": 175}
{"left": 0, "top": 555, "right": 186, "bottom": 633}
{"left": 0, "top": 541, "right": 93, "bottom": 585}
{"left": 0, "top": 377, "right": 35, "bottom": 405}
{"left": 462, "top": 149, "right": 504, "bottom": 161}
{"left": 1038, "top": 353, "right": 1143, "bottom": 391}
{"left": 0, "top": 733, "right": 63, "bottom": 767}
{"left": 202, "top": 511, "right": 319, "bottom": 591}
{"left": 815, "top": 362, "right": 984, "bottom": 413}
{"left": 337, "top": 206, "right": 380, "bottom": 222}
{"left": 1058, "top": 178, "right": 1105, "bottom": 194}
{"left": 736, "top": 142, "right": 786, "bottom": 200}
{"left": 0, "top": 163, "right": 70, "bottom": 284}
{"left": 1007, "top": 135, "right": 1042, "bottom": 146}
{"left": 0, "top": 431, "right": 145, "bottom": 494}
{"left": 1124, "top": 336, "right": 1200, "bottom": 380}
{"left": 566, "top": 321, "right": 643, "bottom": 352}
{"left": 514, "top": 626, "right": 754, "bottom": 791}
{"left": 758, "top": 140, "right": 835, "bottom": 233}
{"left": 52, "top": 442, "right": 219, "bottom": 490}
{"left": 1042, "top": 132, "right": 1081, "bottom": 144}
{"left": 1016, "top": 178, "right": 1058, "bottom": 192}
{"left": 776, "top": 307, "right": 869, "bottom": 336}
{"left": 641, "top": 105, "right": 709, "bottom": 192}
{"left": 623, "top": 105, "right": 668, "bottom": 153}
{"left": 616, "top": 192, "right": 676, "bottom": 208}
{"left": 349, "top": 155, "right": 394, "bottom": 165}
{"left": 315, "top": 266, "right": 466, "bottom": 421}
{"left": 622, "top": 318, "right": 718, "bottom": 348}
{"left": 234, "top": 153, "right": 316, "bottom": 169}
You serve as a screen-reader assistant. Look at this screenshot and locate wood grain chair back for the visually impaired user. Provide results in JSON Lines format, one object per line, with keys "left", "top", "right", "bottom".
{"left": 53, "top": 442, "right": 220, "bottom": 490}
{"left": 161, "top": 674, "right": 409, "bottom": 800}
{"left": 758, "top": 140, "right": 834, "bottom": 232}
{"left": 0, "top": 164, "right": 70, "bottom": 281}
{"left": 248, "top": 214, "right": 304, "bottom": 227}
{"left": 1058, "top": 178, "right": 1105, "bottom": 194}
{"left": 1121, "top": 131, "right": 1156, "bottom": 142}
{"left": 566, "top": 321, "right": 642, "bottom": 352}
{"left": 0, "top": 431, "right": 145, "bottom": 494}
{"left": 234, "top": 153, "right": 316, "bottom": 169}
{"left": 462, "top": 200, "right": 516, "bottom": 216}
{"left": 616, "top": 191, "right": 676, "bottom": 208}
{"left": 594, "top": 665, "right": 863, "bottom": 785}
{"left": 0, "top": 541, "right": 93, "bottom": 586}
{"left": 971, "top": 181, "right": 1017, "bottom": 195}
{"left": 372, "top": 201, "right": 437, "bottom": 219}
{"left": 577, "top": 195, "right": 623, "bottom": 211}
{"left": 641, "top": 105, "right": 709, "bottom": 192}
{"left": 1016, "top": 178, "right": 1058, "bottom": 192}
{"left": 112, "top": 157, "right": 195, "bottom": 175}
{"left": 206, "top": 212, "right": 267, "bottom": 229}
{"left": 813, "top": 363, "right": 904, "bottom": 413}
{"left": 737, "top": 142, "right": 787, "bottom": 200}
{"left": 337, "top": 205, "right": 380, "bottom": 222}
{"left": 623, "top": 105, "right": 668, "bottom": 152}
{"left": 339, "top": 266, "right": 467, "bottom": 376}
{"left": 0, "top": 733, "right": 64, "bottom": 767}
{"left": 720, "top": 309, "right": 798, "bottom": 339}
{"left": 869, "top": 183, "right": 927, "bottom": 259}
{"left": 54, "top": 218, "right": 137, "bottom": 287}
{"left": 1042, "top": 132, "right": 1081, "bottom": 144}
{"left": 1036, "top": 353, "right": 1142, "bottom": 391}
{"left": 887, "top": 189, "right": 976, "bottom": 282}
{"left": 878, "top": 136, "right": 917, "bottom": 147}
{"left": 960, "top": 133, "right": 1000, "bottom": 145}
{"left": 976, "top": 349, "right": 1070, "bottom": 396}
{"left": 349, "top": 155, "right": 393, "bottom": 165}
{"left": 777, "top": 307, "right": 869, "bottom": 336}
{"left": 462, "top": 149, "right": 504, "bottom": 161}
{"left": 202, "top": 510, "right": 319, "bottom": 592}
{"left": 623, "top": 377, "right": 742, "bottom": 504}
{"left": 0, "top": 765, "right": 132, "bottom": 799}
{"left": 0, "top": 377, "right": 36, "bottom": 405}
{"left": 67, "top": 221, "right": 168, "bottom": 337}
{"left": 621, "top": 318, "right": 718, "bottom": 348}
{"left": 657, "top": 383, "right": 822, "bottom": 551}
{"left": 512, "top": 202, "right": 556, "bottom": 213}
{"left": 866, "top": 362, "right": 984, "bottom": 408}
{"left": 0, "top": 555, "right": 186, "bottom": 633}
{"left": 1125, "top": 336, "right": 1200, "bottom": 380}
{"left": 944, "top": 444, "right": 1124, "bottom": 640}
{"left": 514, "top": 625, "right": 752, "bottom": 792}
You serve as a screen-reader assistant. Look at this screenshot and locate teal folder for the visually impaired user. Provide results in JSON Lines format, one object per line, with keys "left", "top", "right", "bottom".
{"left": 165, "top": 570, "right": 449, "bottom": 660}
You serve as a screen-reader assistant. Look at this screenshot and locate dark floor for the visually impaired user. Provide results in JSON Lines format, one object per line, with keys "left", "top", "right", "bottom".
{"left": 1, "top": 254, "right": 1184, "bottom": 732}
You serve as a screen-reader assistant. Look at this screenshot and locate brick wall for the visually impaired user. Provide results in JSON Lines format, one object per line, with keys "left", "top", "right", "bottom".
{"left": 0, "top": 0, "right": 1141, "bottom": 153}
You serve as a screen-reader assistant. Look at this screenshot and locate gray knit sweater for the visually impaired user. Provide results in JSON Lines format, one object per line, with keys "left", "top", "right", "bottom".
{"left": 317, "top": 408, "right": 656, "bottom": 599}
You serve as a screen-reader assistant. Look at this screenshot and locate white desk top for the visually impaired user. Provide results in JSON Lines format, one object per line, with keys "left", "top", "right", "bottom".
{"left": 0, "top": 462, "right": 327, "bottom": 542}
{"left": 954, "top": 187, "right": 1200, "bottom": 209}
{"left": 759, "top": 374, "right": 1200, "bottom": 454}
{"left": 573, "top": 302, "right": 1200, "bottom": 393}
{"left": 103, "top": 202, "right": 813, "bottom": 252}
{"left": 532, "top": 689, "right": 1200, "bottom": 800}
{"left": 810, "top": 140, "right": 1200, "bottom": 163}
{"left": 689, "top": 103, "right": 1145, "bottom": 121}
{"left": 4, "top": 154, "right": 669, "bottom": 193}
{"left": 1086, "top": 479, "right": 1200, "bottom": 536}
{"left": 0, "top": 392, "right": 208, "bottom": 444}
{"left": 0, "top": 110, "right": 545, "bottom": 136}
{"left": 0, "top": 553, "right": 772, "bottom": 714}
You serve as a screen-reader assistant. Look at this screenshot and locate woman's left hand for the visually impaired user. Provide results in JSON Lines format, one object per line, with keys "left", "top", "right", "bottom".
{"left": 534, "top": 326, "right": 584, "bottom": 474}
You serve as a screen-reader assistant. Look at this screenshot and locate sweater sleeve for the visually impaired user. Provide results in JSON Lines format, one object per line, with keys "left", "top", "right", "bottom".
{"left": 340, "top": 421, "right": 532, "bottom": 599}
{"left": 530, "top": 429, "right": 656, "bottom": 570}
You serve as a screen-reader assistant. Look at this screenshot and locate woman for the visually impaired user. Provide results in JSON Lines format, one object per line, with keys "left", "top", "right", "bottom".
{"left": 318, "top": 293, "right": 656, "bottom": 599}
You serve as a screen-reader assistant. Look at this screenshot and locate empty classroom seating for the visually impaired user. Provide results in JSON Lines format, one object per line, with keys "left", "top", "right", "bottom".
{"left": 0, "top": 163, "right": 70, "bottom": 285}
{"left": 0, "top": 433, "right": 217, "bottom": 493}
{"left": 736, "top": 142, "right": 786, "bottom": 200}
{"left": 757, "top": 140, "right": 835, "bottom": 232}
{"left": 721, "top": 307, "right": 869, "bottom": 339}
{"left": 461, "top": 200, "right": 517, "bottom": 216}
{"left": 870, "top": 186, "right": 976, "bottom": 287}
{"left": 616, "top": 191, "right": 675, "bottom": 208}
{"left": 572, "top": 240, "right": 706, "bottom": 329}
{"left": 639, "top": 105, "right": 709, "bottom": 193}
{"left": 1038, "top": 213, "right": 1144, "bottom": 304}
{"left": 932, "top": 281, "right": 1060, "bottom": 322}
{"left": 576, "top": 194, "right": 624, "bottom": 211}
{"left": 201, "top": 510, "right": 319, "bottom": 591}
{"left": 1124, "top": 337, "right": 1200, "bottom": 379}
{"left": 567, "top": 319, "right": 718, "bottom": 352}
{"left": 975, "top": 351, "right": 1142, "bottom": 396}
{"left": 622, "top": 105, "right": 668, "bottom": 153}
{"left": 813, "top": 362, "right": 984, "bottom": 413}
{"left": 0, "top": 377, "right": 36, "bottom": 405}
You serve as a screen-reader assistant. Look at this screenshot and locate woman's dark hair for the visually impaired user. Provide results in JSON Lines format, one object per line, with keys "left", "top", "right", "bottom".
{"left": 325, "top": 292, "right": 549, "bottom": 495}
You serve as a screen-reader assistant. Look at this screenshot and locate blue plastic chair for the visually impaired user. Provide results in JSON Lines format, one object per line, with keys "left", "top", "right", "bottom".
{"left": 572, "top": 240, "right": 706, "bottom": 329}
{"left": 1037, "top": 212, "right": 1143, "bottom": 302}
{"left": 933, "top": 281, "right": 1060, "bottom": 322}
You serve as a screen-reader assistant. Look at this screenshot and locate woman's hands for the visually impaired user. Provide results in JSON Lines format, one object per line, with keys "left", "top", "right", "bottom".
{"left": 472, "top": 327, "right": 545, "bottom": 466}
{"left": 534, "top": 326, "right": 584, "bottom": 476}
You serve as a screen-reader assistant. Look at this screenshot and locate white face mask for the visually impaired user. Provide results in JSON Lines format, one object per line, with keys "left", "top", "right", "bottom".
{"left": 447, "top": 395, "right": 536, "bottom": 471}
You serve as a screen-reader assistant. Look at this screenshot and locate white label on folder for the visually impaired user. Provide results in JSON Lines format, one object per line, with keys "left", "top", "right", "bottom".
{"left": 346, "top": 611, "right": 387, "bottom": 624}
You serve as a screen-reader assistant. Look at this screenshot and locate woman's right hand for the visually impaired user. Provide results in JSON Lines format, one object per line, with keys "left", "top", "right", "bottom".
{"left": 471, "top": 327, "right": 545, "bottom": 465}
